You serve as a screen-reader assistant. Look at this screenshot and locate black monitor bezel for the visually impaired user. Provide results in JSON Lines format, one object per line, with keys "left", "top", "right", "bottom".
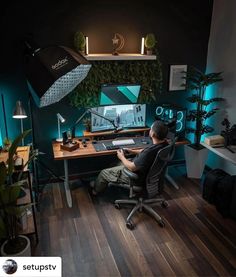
{"left": 99, "top": 83, "right": 142, "bottom": 106}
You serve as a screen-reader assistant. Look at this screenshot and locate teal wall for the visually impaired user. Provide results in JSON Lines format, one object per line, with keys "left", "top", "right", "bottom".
{"left": 0, "top": 71, "right": 31, "bottom": 145}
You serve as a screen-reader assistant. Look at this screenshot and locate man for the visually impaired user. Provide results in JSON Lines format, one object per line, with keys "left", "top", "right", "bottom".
{"left": 91, "top": 120, "right": 169, "bottom": 194}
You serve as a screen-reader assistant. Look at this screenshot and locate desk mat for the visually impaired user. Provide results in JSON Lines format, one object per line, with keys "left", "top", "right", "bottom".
{"left": 93, "top": 136, "right": 152, "bottom": 152}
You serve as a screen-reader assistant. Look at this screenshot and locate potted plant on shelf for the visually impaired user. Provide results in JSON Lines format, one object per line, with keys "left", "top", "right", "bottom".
{"left": 74, "top": 31, "right": 86, "bottom": 55}
{"left": 0, "top": 129, "right": 34, "bottom": 256}
{"left": 83, "top": 117, "right": 91, "bottom": 132}
{"left": 183, "top": 66, "right": 224, "bottom": 178}
{"left": 144, "top": 33, "right": 156, "bottom": 55}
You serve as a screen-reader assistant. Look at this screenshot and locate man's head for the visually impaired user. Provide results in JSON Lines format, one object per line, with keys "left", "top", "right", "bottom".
{"left": 149, "top": 120, "right": 168, "bottom": 140}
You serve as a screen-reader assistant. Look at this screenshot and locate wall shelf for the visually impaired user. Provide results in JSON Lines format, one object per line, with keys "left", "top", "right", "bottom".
{"left": 85, "top": 53, "right": 156, "bottom": 61}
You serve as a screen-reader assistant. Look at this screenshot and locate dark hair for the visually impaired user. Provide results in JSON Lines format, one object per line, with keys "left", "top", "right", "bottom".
{"left": 151, "top": 120, "right": 168, "bottom": 140}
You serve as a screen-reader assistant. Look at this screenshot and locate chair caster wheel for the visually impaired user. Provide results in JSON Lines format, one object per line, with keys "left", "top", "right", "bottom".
{"left": 114, "top": 203, "right": 121, "bottom": 209}
{"left": 158, "top": 220, "right": 165, "bottom": 228}
{"left": 126, "top": 221, "right": 135, "bottom": 230}
{"left": 161, "top": 201, "right": 168, "bottom": 208}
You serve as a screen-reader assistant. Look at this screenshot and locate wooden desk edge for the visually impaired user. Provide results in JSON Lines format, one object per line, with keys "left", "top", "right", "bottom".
{"left": 52, "top": 138, "right": 190, "bottom": 161}
{"left": 0, "top": 146, "right": 30, "bottom": 170}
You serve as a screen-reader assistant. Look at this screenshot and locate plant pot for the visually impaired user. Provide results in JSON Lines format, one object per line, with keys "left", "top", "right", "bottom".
{"left": 184, "top": 144, "right": 209, "bottom": 179}
{"left": 79, "top": 50, "right": 85, "bottom": 56}
{"left": 1, "top": 235, "right": 31, "bottom": 256}
{"left": 146, "top": 49, "right": 153, "bottom": 55}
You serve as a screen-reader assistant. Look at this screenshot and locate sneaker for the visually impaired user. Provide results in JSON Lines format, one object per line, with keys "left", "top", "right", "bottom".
{"left": 88, "top": 180, "right": 98, "bottom": 196}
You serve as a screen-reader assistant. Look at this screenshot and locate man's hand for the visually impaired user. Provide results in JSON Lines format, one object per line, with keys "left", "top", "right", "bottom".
{"left": 117, "top": 149, "right": 125, "bottom": 160}
{"left": 117, "top": 149, "right": 137, "bottom": 172}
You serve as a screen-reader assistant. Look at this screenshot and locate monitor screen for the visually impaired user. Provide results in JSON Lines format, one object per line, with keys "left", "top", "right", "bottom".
{"left": 91, "top": 104, "right": 146, "bottom": 132}
{"left": 100, "top": 84, "right": 141, "bottom": 105}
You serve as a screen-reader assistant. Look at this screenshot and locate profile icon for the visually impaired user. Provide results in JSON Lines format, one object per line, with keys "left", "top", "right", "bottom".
{"left": 2, "top": 259, "right": 18, "bottom": 275}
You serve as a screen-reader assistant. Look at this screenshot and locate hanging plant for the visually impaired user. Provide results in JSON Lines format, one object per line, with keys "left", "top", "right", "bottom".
{"left": 69, "top": 49, "right": 162, "bottom": 108}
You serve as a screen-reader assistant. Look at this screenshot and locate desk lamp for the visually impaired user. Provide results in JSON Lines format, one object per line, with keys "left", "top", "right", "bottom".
{"left": 56, "top": 113, "right": 66, "bottom": 142}
{"left": 13, "top": 100, "right": 27, "bottom": 145}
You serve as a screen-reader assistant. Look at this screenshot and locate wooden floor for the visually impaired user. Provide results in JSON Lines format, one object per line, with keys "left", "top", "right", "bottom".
{"left": 33, "top": 166, "right": 236, "bottom": 277}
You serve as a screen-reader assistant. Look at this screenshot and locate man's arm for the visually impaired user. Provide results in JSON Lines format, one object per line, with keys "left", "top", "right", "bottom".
{"left": 117, "top": 149, "right": 137, "bottom": 172}
{"left": 123, "top": 148, "right": 143, "bottom": 155}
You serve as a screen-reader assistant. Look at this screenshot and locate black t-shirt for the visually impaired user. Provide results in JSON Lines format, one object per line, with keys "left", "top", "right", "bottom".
{"left": 133, "top": 141, "right": 168, "bottom": 184}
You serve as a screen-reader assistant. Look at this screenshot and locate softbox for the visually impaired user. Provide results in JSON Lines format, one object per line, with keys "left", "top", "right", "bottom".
{"left": 24, "top": 45, "right": 91, "bottom": 108}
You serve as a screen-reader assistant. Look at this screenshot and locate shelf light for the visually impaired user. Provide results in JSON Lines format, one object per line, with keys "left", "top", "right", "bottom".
{"left": 85, "top": 36, "right": 89, "bottom": 55}
{"left": 141, "top": 37, "right": 145, "bottom": 55}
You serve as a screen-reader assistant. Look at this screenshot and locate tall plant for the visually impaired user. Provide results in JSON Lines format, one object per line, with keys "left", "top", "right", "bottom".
{"left": 183, "top": 66, "right": 224, "bottom": 149}
{"left": 0, "top": 130, "right": 34, "bottom": 254}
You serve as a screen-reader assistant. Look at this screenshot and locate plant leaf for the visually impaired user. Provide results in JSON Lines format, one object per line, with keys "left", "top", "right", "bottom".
{"left": 8, "top": 129, "right": 31, "bottom": 177}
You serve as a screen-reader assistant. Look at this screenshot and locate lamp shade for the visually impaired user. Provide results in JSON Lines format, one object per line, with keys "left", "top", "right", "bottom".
{"left": 13, "top": 101, "right": 27, "bottom": 119}
{"left": 24, "top": 45, "right": 91, "bottom": 108}
{"left": 57, "top": 113, "right": 65, "bottom": 123}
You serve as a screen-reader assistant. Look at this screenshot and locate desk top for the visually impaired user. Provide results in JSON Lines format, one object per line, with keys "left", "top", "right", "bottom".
{"left": 201, "top": 142, "right": 236, "bottom": 165}
{"left": 0, "top": 146, "right": 30, "bottom": 170}
{"left": 52, "top": 137, "right": 190, "bottom": 161}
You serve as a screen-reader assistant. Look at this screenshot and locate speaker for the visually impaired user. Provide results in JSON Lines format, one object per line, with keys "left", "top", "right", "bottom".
{"left": 155, "top": 104, "right": 186, "bottom": 138}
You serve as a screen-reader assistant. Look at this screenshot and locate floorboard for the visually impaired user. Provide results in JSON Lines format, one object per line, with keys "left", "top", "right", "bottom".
{"left": 33, "top": 166, "right": 236, "bottom": 277}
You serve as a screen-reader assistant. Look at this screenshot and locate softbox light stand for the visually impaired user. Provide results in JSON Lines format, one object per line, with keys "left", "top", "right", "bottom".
{"left": 24, "top": 40, "right": 91, "bottom": 208}
{"left": 28, "top": 94, "right": 65, "bottom": 210}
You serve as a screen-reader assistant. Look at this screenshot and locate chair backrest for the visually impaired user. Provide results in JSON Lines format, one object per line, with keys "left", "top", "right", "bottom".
{"left": 146, "top": 141, "right": 175, "bottom": 198}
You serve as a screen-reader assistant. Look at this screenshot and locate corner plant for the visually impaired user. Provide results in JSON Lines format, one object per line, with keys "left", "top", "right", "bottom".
{"left": 0, "top": 129, "right": 34, "bottom": 254}
{"left": 144, "top": 33, "right": 157, "bottom": 53}
{"left": 74, "top": 31, "right": 86, "bottom": 53}
{"left": 183, "top": 66, "right": 224, "bottom": 149}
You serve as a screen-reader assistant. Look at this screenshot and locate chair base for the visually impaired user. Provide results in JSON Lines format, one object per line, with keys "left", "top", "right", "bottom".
{"left": 114, "top": 197, "right": 168, "bottom": 229}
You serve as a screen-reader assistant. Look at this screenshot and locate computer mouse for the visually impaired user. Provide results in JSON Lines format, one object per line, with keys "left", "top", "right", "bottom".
{"left": 121, "top": 148, "right": 129, "bottom": 155}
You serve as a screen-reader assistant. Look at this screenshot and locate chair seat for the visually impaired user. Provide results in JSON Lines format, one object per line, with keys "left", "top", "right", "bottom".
{"left": 123, "top": 167, "right": 139, "bottom": 180}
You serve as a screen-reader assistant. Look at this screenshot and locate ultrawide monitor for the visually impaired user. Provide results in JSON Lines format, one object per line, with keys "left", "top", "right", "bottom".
{"left": 100, "top": 84, "right": 141, "bottom": 105}
{"left": 91, "top": 104, "right": 146, "bottom": 132}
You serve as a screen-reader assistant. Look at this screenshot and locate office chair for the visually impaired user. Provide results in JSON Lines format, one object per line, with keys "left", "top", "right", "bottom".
{"left": 109, "top": 142, "right": 175, "bottom": 230}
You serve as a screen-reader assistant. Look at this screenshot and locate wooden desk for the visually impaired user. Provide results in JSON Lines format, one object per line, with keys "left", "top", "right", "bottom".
{"left": 0, "top": 146, "right": 30, "bottom": 170}
{"left": 52, "top": 137, "right": 189, "bottom": 207}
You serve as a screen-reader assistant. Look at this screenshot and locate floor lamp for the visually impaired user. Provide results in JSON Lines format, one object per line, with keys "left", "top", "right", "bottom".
{"left": 13, "top": 100, "right": 27, "bottom": 146}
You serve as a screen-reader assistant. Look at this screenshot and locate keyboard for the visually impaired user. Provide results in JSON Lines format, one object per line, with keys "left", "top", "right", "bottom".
{"left": 105, "top": 145, "right": 121, "bottom": 150}
{"left": 112, "top": 139, "right": 135, "bottom": 146}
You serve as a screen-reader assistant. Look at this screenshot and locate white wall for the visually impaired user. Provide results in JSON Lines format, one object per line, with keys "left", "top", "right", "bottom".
{"left": 206, "top": 0, "right": 236, "bottom": 174}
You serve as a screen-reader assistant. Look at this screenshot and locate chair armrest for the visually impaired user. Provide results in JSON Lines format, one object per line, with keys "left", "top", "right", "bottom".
{"left": 123, "top": 168, "right": 139, "bottom": 180}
